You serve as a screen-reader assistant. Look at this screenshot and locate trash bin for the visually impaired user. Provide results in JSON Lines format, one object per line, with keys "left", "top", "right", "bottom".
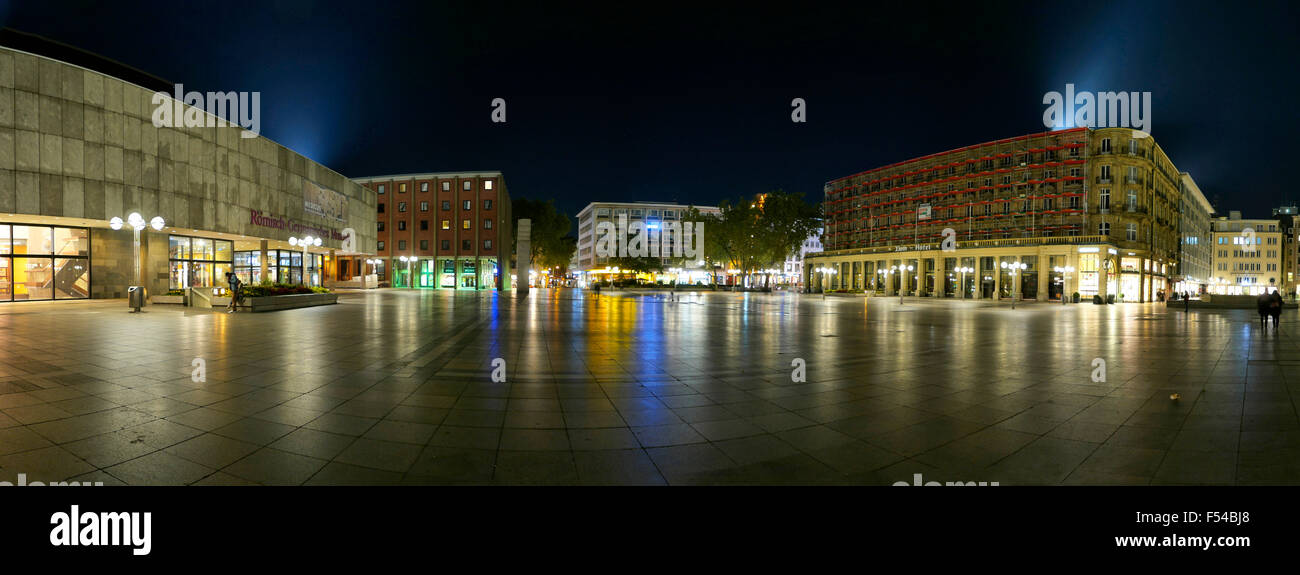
{"left": 128, "top": 285, "right": 146, "bottom": 311}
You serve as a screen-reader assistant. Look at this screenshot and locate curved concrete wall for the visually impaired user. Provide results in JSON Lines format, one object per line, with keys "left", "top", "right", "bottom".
{"left": 0, "top": 45, "right": 376, "bottom": 298}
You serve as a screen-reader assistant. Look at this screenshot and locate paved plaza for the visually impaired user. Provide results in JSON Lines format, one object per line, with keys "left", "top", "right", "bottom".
{"left": 0, "top": 289, "right": 1297, "bottom": 485}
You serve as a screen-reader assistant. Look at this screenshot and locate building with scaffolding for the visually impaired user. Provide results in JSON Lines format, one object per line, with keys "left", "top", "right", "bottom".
{"left": 806, "top": 127, "right": 1186, "bottom": 303}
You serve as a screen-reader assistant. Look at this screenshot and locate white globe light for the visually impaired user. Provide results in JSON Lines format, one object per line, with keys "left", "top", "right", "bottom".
{"left": 150, "top": 216, "right": 165, "bottom": 231}
{"left": 289, "top": 237, "right": 299, "bottom": 246}
{"left": 109, "top": 217, "right": 123, "bottom": 231}
{"left": 313, "top": 237, "right": 322, "bottom": 247}
{"left": 127, "top": 212, "right": 144, "bottom": 227}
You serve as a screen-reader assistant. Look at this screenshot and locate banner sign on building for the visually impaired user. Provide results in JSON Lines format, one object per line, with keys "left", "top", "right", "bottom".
{"left": 304, "top": 180, "right": 347, "bottom": 222}
{"left": 917, "top": 203, "right": 932, "bottom": 220}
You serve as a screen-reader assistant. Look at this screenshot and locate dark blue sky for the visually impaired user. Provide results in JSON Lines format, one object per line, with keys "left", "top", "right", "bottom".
{"left": 3, "top": 1, "right": 1296, "bottom": 220}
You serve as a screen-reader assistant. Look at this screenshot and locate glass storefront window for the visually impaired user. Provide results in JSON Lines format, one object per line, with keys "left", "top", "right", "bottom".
{"left": 54, "top": 258, "right": 90, "bottom": 299}
{"left": 55, "top": 228, "right": 89, "bottom": 256}
{"left": 169, "top": 235, "right": 233, "bottom": 290}
{"left": 13, "top": 257, "right": 53, "bottom": 300}
{"left": 170, "top": 236, "right": 190, "bottom": 259}
{"left": 0, "top": 225, "right": 91, "bottom": 302}
{"left": 12, "top": 226, "right": 53, "bottom": 255}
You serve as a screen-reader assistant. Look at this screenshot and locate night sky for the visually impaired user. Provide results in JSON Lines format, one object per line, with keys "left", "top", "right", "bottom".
{"left": 3, "top": 1, "right": 1296, "bottom": 221}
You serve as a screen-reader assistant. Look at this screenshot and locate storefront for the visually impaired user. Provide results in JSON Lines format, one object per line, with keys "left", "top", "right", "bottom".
{"left": 0, "top": 224, "right": 91, "bottom": 302}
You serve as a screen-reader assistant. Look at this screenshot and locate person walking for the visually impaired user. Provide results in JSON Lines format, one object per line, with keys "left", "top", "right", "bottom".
{"left": 1257, "top": 289, "right": 1273, "bottom": 330}
{"left": 225, "top": 272, "right": 243, "bottom": 313}
{"left": 1183, "top": 291, "right": 1190, "bottom": 313}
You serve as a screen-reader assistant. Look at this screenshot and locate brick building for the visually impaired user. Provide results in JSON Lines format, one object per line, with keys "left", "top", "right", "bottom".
{"left": 352, "top": 172, "right": 511, "bottom": 291}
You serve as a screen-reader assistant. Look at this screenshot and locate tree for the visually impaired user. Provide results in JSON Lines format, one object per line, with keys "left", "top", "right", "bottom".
{"left": 754, "top": 190, "right": 822, "bottom": 287}
{"left": 511, "top": 198, "right": 576, "bottom": 272}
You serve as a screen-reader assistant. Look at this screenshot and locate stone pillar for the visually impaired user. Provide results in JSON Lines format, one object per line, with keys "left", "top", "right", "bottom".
{"left": 516, "top": 219, "right": 531, "bottom": 297}
{"left": 328, "top": 249, "right": 336, "bottom": 284}
{"left": 259, "top": 239, "right": 269, "bottom": 284}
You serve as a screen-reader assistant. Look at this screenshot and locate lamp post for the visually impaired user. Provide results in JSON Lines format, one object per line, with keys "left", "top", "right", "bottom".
{"left": 288, "top": 235, "right": 321, "bottom": 286}
{"left": 1053, "top": 265, "right": 1075, "bottom": 305}
{"left": 109, "top": 212, "right": 165, "bottom": 312}
{"left": 955, "top": 266, "right": 973, "bottom": 300}
{"left": 398, "top": 255, "right": 416, "bottom": 289}
{"left": 365, "top": 258, "right": 379, "bottom": 288}
{"left": 1000, "top": 260, "right": 1028, "bottom": 309}
{"left": 893, "top": 264, "right": 914, "bottom": 304}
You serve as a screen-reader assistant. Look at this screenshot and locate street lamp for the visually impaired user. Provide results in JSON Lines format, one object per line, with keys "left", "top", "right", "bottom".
{"left": 288, "top": 235, "right": 322, "bottom": 286}
{"left": 955, "top": 266, "right": 973, "bottom": 300}
{"left": 398, "top": 255, "right": 416, "bottom": 289}
{"left": 110, "top": 212, "right": 165, "bottom": 312}
{"left": 892, "top": 264, "right": 914, "bottom": 304}
{"left": 1000, "top": 260, "right": 1028, "bottom": 309}
{"left": 1053, "top": 265, "right": 1075, "bottom": 305}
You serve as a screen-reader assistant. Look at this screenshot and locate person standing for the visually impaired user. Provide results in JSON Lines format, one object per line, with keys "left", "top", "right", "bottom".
{"left": 1183, "top": 291, "right": 1190, "bottom": 313}
{"left": 1270, "top": 289, "right": 1283, "bottom": 330}
{"left": 225, "top": 272, "right": 243, "bottom": 313}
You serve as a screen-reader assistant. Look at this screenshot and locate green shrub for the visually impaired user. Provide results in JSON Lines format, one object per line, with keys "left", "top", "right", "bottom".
{"left": 240, "top": 283, "right": 328, "bottom": 297}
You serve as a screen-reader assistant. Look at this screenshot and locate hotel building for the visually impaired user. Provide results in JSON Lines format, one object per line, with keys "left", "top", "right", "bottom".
{"left": 806, "top": 127, "right": 1185, "bottom": 302}
{"left": 574, "top": 201, "right": 719, "bottom": 283}
{"left": 354, "top": 172, "right": 511, "bottom": 291}
{"left": 1208, "top": 211, "right": 1283, "bottom": 295}
{"left": 0, "top": 37, "right": 376, "bottom": 303}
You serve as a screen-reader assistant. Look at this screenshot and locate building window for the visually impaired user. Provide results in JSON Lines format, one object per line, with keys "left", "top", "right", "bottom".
{"left": 0, "top": 225, "right": 91, "bottom": 301}
{"left": 421, "top": 182, "right": 429, "bottom": 192}
{"left": 463, "top": 200, "right": 472, "bottom": 210}
{"left": 399, "top": 183, "right": 407, "bottom": 193}
{"left": 420, "top": 201, "right": 429, "bottom": 212}
{"left": 377, "top": 222, "right": 385, "bottom": 232}
{"left": 1101, "top": 165, "right": 1111, "bottom": 181}
{"left": 483, "top": 199, "right": 493, "bottom": 210}
{"left": 378, "top": 185, "right": 385, "bottom": 194}
{"left": 1127, "top": 223, "right": 1137, "bottom": 241}
{"left": 484, "top": 240, "right": 493, "bottom": 250}
{"left": 398, "top": 202, "right": 407, "bottom": 212}
{"left": 463, "top": 181, "right": 472, "bottom": 191}
{"left": 1100, "top": 189, "right": 1110, "bottom": 210}
{"left": 1100, "top": 138, "right": 1111, "bottom": 152}
{"left": 1099, "top": 222, "right": 1111, "bottom": 236}
{"left": 398, "top": 221, "right": 407, "bottom": 231}
{"left": 378, "top": 203, "right": 385, "bottom": 213}
{"left": 462, "top": 240, "right": 472, "bottom": 250}
{"left": 484, "top": 219, "right": 493, "bottom": 229}
{"left": 441, "top": 220, "right": 450, "bottom": 230}
{"left": 398, "top": 240, "right": 407, "bottom": 251}
{"left": 442, "top": 181, "right": 450, "bottom": 191}
{"left": 1126, "top": 190, "right": 1137, "bottom": 210}
{"left": 441, "top": 240, "right": 450, "bottom": 250}
{"left": 378, "top": 241, "right": 385, "bottom": 251}
{"left": 420, "top": 240, "right": 428, "bottom": 250}
{"left": 420, "top": 220, "right": 428, "bottom": 231}
{"left": 462, "top": 220, "right": 471, "bottom": 230}
{"left": 441, "top": 201, "right": 451, "bottom": 211}
{"left": 485, "top": 180, "right": 494, "bottom": 190}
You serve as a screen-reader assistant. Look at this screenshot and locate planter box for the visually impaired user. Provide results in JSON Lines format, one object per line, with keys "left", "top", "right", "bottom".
{"left": 243, "top": 292, "right": 338, "bottom": 312}
{"left": 151, "top": 295, "right": 185, "bottom": 305}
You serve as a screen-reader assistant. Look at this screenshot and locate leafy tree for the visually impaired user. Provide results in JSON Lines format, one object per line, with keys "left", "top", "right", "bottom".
{"left": 754, "top": 190, "right": 822, "bottom": 287}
